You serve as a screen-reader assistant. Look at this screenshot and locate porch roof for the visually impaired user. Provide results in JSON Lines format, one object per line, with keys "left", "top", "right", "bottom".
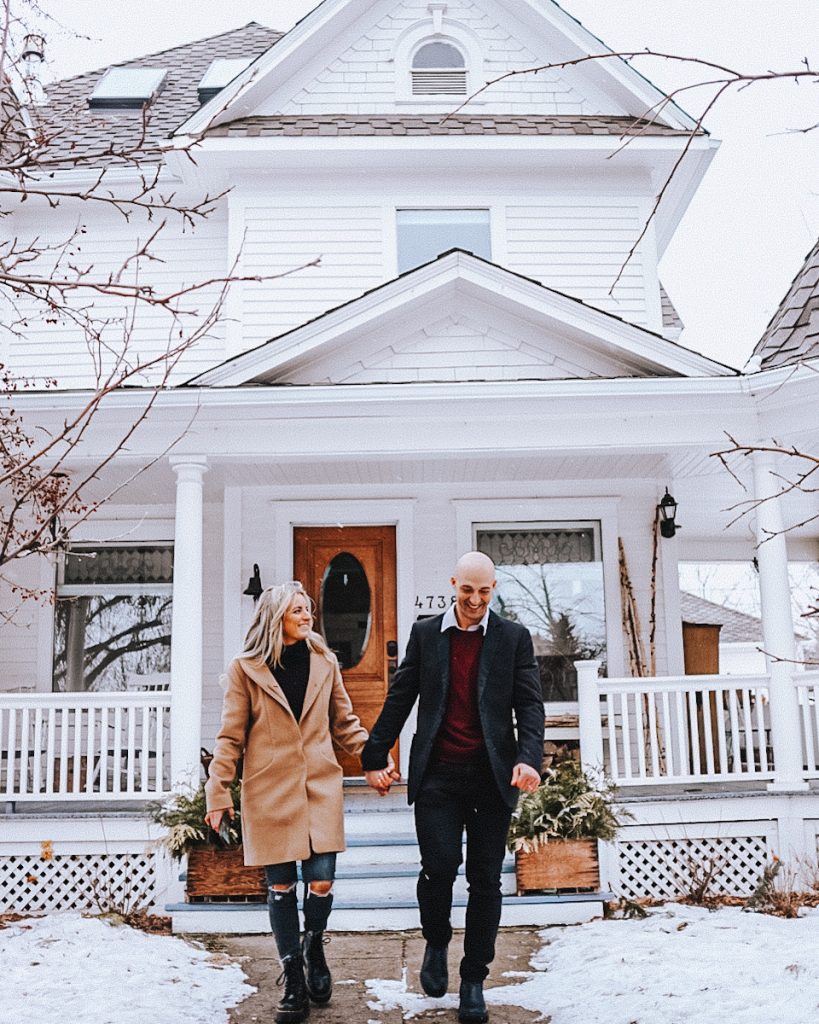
{"left": 186, "top": 249, "right": 735, "bottom": 387}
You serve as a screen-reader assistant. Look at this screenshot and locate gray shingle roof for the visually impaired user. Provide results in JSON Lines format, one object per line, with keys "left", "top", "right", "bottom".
{"left": 680, "top": 591, "right": 808, "bottom": 644}
{"left": 206, "top": 114, "right": 693, "bottom": 138}
{"left": 659, "top": 282, "right": 683, "bottom": 335}
{"left": 752, "top": 238, "right": 819, "bottom": 369}
{"left": 680, "top": 592, "right": 765, "bottom": 644}
{"left": 31, "top": 23, "right": 282, "bottom": 165}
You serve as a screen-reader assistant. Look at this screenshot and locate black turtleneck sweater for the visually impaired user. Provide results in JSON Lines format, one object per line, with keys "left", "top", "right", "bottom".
{"left": 269, "top": 639, "right": 310, "bottom": 721}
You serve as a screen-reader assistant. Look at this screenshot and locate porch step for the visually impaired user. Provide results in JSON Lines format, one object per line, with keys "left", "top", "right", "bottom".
{"left": 167, "top": 891, "right": 611, "bottom": 934}
{"left": 168, "top": 792, "right": 611, "bottom": 935}
{"left": 179, "top": 853, "right": 520, "bottom": 899}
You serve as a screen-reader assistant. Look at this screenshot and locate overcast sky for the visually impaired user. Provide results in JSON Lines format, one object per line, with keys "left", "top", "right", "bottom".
{"left": 35, "top": 0, "right": 819, "bottom": 369}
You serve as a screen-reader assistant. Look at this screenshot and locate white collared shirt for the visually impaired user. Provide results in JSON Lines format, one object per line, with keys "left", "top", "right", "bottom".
{"left": 440, "top": 603, "right": 491, "bottom": 634}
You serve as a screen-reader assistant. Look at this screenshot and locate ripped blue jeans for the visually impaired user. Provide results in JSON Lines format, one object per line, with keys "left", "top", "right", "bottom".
{"left": 265, "top": 850, "right": 337, "bottom": 959}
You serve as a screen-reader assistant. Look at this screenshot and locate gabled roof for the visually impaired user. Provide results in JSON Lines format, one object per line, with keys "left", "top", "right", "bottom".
{"left": 751, "top": 238, "right": 819, "bottom": 370}
{"left": 205, "top": 113, "right": 692, "bottom": 139}
{"left": 680, "top": 592, "right": 764, "bottom": 644}
{"left": 186, "top": 248, "right": 734, "bottom": 387}
{"left": 659, "top": 283, "right": 684, "bottom": 336}
{"left": 680, "top": 592, "right": 808, "bottom": 644}
{"left": 178, "top": 0, "right": 702, "bottom": 139}
{"left": 33, "top": 23, "right": 281, "bottom": 164}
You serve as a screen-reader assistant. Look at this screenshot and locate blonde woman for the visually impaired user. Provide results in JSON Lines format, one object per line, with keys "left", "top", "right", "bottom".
{"left": 204, "top": 582, "right": 386, "bottom": 1024}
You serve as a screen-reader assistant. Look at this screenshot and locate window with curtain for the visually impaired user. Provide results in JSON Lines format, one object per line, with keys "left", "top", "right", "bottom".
{"left": 396, "top": 209, "right": 491, "bottom": 274}
{"left": 477, "top": 525, "right": 607, "bottom": 702}
{"left": 53, "top": 545, "right": 173, "bottom": 692}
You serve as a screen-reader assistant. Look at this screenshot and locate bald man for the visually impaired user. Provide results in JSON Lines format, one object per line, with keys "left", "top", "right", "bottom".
{"left": 362, "top": 552, "right": 543, "bottom": 1024}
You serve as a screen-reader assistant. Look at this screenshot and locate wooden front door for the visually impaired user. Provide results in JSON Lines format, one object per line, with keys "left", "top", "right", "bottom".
{"left": 293, "top": 525, "right": 398, "bottom": 776}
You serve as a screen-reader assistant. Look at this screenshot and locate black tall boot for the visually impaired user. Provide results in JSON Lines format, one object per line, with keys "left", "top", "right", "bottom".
{"left": 302, "top": 930, "right": 333, "bottom": 1003}
{"left": 275, "top": 953, "right": 310, "bottom": 1024}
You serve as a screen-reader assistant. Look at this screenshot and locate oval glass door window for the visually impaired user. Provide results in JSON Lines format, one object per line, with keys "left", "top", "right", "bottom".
{"left": 319, "top": 552, "right": 372, "bottom": 669}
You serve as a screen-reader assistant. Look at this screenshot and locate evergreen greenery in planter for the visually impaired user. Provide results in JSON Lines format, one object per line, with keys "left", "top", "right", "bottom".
{"left": 151, "top": 781, "right": 265, "bottom": 901}
{"left": 150, "top": 780, "right": 243, "bottom": 858}
{"left": 508, "top": 761, "right": 629, "bottom": 893}
{"left": 508, "top": 760, "right": 628, "bottom": 854}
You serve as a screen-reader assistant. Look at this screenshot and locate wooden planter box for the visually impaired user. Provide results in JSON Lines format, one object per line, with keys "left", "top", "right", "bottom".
{"left": 185, "top": 845, "right": 266, "bottom": 902}
{"left": 515, "top": 838, "right": 599, "bottom": 894}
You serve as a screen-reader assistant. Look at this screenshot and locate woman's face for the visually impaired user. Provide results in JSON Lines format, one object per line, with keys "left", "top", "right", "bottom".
{"left": 282, "top": 594, "right": 313, "bottom": 645}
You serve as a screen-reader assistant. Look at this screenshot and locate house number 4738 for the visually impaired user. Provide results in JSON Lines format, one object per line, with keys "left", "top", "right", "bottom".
{"left": 414, "top": 595, "right": 456, "bottom": 610}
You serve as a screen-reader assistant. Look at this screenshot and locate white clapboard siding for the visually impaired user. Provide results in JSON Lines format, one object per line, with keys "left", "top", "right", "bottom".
{"left": 6, "top": 211, "right": 229, "bottom": 388}
{"left": 505, "top": 202, "right": 648, "bottom": 325}
{"left": 296, "top": 311, "right": 645, "bottom": 385}
{"left": 271, "top": 0, "right": 594, "bottom": 117}
{"left": 239, "top": 205, "right": 385, "bottom": 347}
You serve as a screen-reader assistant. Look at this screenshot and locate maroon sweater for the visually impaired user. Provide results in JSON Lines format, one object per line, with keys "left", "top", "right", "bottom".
{"left": 433, "top": 627, "right": 487, "bottom": 764}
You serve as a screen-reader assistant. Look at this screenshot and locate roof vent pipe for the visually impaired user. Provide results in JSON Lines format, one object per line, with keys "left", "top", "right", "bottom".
{"left": 21, "top": 33, "right": 47, "bottom": 106}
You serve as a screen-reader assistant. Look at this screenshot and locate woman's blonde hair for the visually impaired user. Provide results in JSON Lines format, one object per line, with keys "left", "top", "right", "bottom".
{"left": 241, "top": 581, "right": 333, "bottom": 668}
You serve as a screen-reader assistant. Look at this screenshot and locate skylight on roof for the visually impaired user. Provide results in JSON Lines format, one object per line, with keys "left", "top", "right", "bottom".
{"left": 89, "top": 67, "right": 167, "bottom": 109}
{"left": 197, "top": 58, "right": 253, "bottom": 104}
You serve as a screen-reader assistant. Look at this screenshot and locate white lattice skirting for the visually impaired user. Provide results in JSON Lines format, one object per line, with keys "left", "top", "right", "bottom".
{"left": 616, "top": 836, "right": 771, "bottom": 900}
{"left": 0, "top": 852, "right": 157, "bottom": 913}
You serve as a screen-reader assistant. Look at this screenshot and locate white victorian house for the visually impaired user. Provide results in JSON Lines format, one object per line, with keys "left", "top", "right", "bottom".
{"left": 1, "top": 0, "right": 817, "bottom": 930}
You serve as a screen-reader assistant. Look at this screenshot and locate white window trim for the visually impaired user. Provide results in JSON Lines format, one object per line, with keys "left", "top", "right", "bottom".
{"left": 395, "top": 206, "right": 493, "bottom": 274}
{"left": 52, "top": 541, "right": 174, "bottom": 692}
{"left": 394, "top": 22, "right": 484, "bottom": 105}
{"left": 36, "top": 513, "right": 175, "bottom": 694}
{"left": 453, "top": 497, "right": 624, "bottom": 680}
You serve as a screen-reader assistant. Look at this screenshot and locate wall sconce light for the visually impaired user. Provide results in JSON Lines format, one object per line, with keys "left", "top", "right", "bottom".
{"left": 243, "top": 563, "right": 263, "bottom": 601}
{"left": 658, "top": 488, "right": 680, "bottom": 539}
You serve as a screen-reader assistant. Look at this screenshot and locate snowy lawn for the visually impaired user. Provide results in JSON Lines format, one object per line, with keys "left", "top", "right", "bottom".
{"left": 0, "top": 913, "right": 254, "bottom": 1024}
{"left": 5, "top": 904, "right": 819, "bottom": 1024}
{"left": 367, "top": 903, "right": 819, "bottom": 1023}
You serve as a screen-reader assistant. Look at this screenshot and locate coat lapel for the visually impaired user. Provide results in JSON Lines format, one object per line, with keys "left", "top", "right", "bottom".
{"left": 436, "top": 624, "right": 451, "bottom": 705}
{"left": 238, "top": 657, "right": 292, "bottom": 714}
{"left": 477, "top": 611, "right": 501, "bottom": 700}
{"left": 300, "top": 651, "right": 331, "bottom": 721}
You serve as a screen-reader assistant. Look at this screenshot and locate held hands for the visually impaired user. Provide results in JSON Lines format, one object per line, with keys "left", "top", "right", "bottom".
{"left": 364, "top": 756, "right": 401, "bottom": 796}
{"left": 511, "top": 762, "right": 541, "bottom": 793}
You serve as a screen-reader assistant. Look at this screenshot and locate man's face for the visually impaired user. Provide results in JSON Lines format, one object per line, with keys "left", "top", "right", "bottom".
{"left": 451, "top": 564, "right": 496, "bottom": 627}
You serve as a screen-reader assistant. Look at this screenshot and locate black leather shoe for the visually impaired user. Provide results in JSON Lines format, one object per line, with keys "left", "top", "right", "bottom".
{"left": 458, "top": 980, "right": 488, "bottom": 1023}
{"left": 302, "top": 929, "right": 332, "bottom": 1004}
{"left": 275, "top": 953, "right": 310, "bottom": 1023}
{"left": 419, "top": 943, "right": 448, "bottom": 997}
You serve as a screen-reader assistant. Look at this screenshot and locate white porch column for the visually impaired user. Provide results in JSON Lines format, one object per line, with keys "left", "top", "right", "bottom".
{"left": 170, "top": 457, "right": 208, "bottom": 789}
{"left": 575, "top": 659, "right": 604, "bottom": 773}
{"left": 752, "top": 450, "right": 807, "bottom": 792}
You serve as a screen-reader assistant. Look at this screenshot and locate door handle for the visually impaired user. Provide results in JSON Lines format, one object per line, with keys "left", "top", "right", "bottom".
{"left": 386, "top": 640, "right": 398, "bottom": 658}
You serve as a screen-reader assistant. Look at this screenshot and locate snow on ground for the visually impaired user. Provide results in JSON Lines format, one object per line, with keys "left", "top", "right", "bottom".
{"left": 0, "top": 913, "right": 254, "bottom": 1024}
{"left": 367, "top": 903, "right": 819, "bottom": 1023}
{"left": 6, "top": 904, "right": 819, "bottom": 1024}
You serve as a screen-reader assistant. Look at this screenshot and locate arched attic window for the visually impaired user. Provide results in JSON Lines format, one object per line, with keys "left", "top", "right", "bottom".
{"left": 411, "top": 41, "right": 467, "bottom": 96}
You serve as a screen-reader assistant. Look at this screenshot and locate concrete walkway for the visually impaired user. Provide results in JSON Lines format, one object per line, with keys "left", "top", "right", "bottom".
{"left": 219, "top": 928, "right": 547, "bottom": 1023}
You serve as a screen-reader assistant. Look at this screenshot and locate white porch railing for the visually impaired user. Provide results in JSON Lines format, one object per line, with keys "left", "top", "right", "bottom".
{"left": 576, "top": 661, "right": 775, "bottom": 786}
{"left": 795, "top": 670, "right": 819, "bottom": 779}
{"left": 577, "top": 661, "right": 819, "bottom": 787}
{"left": 1, "top": 692, "right": 172, "bottom": 802}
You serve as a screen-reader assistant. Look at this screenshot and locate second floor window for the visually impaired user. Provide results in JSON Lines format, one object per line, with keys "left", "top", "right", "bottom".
{"left": 396, "top": 209, "right": 491, "bottom": 274}
{"left": 411, "top": 41, "right": 467, "bottom": 95}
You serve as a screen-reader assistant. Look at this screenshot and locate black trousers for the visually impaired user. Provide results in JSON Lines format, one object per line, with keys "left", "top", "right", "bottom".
{"left": 413, "top": 760, "right": 513, "bottom": 983}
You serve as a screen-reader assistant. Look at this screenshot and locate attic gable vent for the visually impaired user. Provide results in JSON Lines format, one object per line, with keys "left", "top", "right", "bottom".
{"left": 197, "top": 57, "right": 253, "bottom": 105}
{"left": 411, "top": 41, "right": 466, "bottom": 96}
{"left": 89, "top": 67, "right": 166, "bottom": 109}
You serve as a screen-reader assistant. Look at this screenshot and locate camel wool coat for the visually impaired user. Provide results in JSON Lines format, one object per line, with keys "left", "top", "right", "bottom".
{"left": 205, "top": 649, "right": 368, "bottom": 866}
